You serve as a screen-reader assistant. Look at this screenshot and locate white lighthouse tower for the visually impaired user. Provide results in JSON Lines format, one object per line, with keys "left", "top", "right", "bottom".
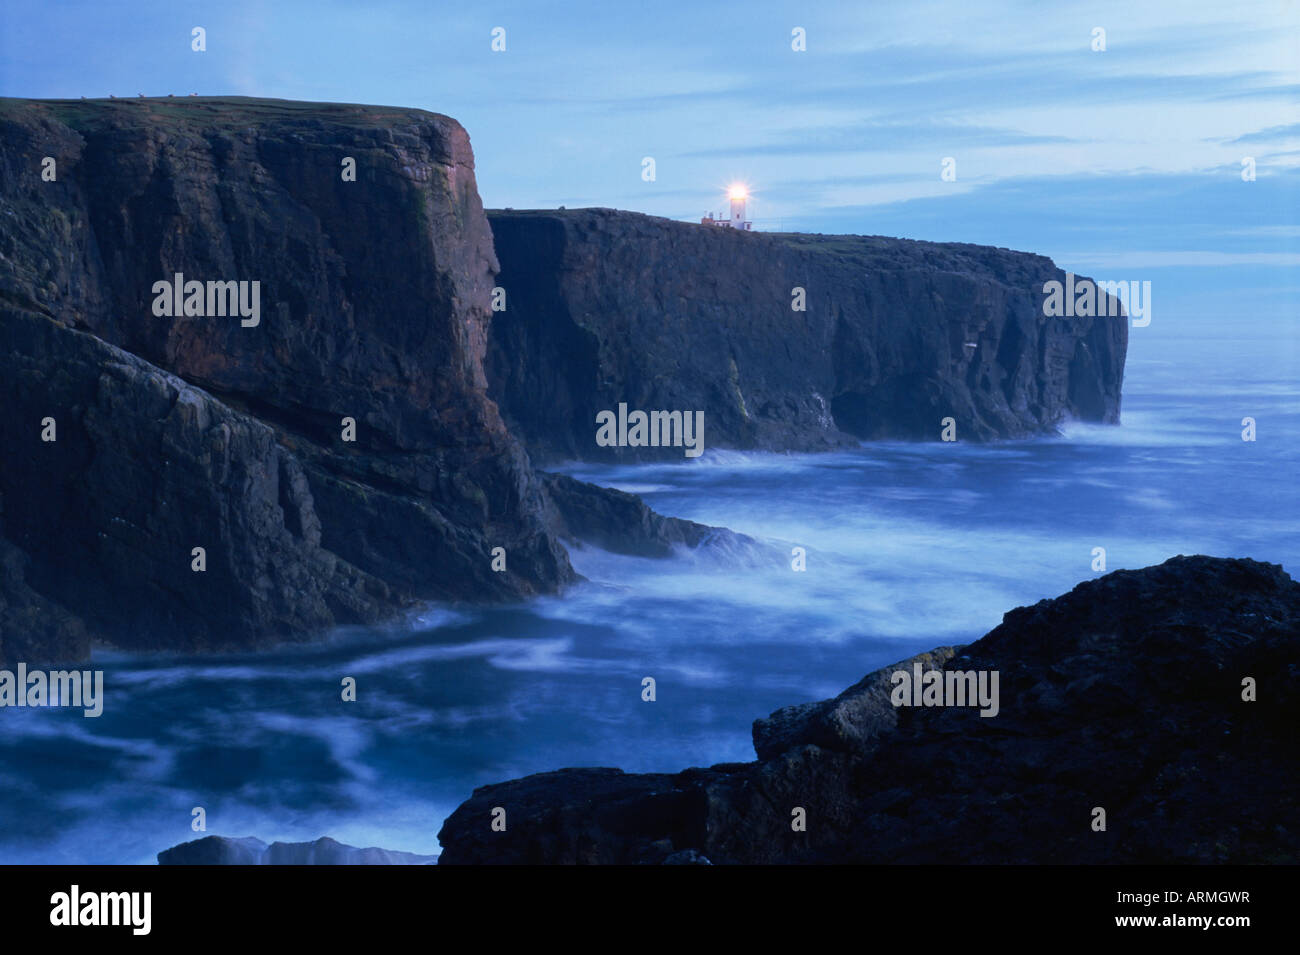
{"left": 729, "top": 186, "right": 749, "bottom": 228}
{"left": 702, "top": 183, "right": 753, "bottom": 230}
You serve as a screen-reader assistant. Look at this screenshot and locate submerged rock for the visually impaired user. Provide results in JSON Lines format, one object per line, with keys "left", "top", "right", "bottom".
{"left": 438, "top": 556, "right": 1300, "bottom": 864}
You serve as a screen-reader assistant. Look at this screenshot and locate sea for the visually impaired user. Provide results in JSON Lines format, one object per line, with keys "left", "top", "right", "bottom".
{"left": 1, "top": 316, "right": 1296, "bottom": 863}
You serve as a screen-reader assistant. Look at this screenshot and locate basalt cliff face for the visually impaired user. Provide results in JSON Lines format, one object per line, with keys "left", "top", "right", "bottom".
{"left": 486, "top": 208, "right": 1127, "bottom": 462}
{"left": 438, "top": 556, "right": 1300, "bottom": 864}
{"left": 0, "top": 97, "right": 574, "bottom": 662}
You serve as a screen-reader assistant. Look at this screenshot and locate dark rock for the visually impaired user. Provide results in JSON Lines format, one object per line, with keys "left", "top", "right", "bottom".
{"left": 540, "top": 471, "right": 757, "bottom": 559}
{"left": 0, "top": 535, "right": 90, "bottom": 665}
{"left": 663, "top": 849, "right": 712, "bottom": 865}
{"left": 0, "top": 97, "right": 1130, "bottom": 664}
{"left": 157, "top": 836, "right": 268, "bottom": 865}
{"left": 438, "top": 766, "right": 716, "bottom": 865}
{"left": 751, "top": 645, "right": 960, "bottom": 760}
{"left": 437, "top": 556, "right": 1300, "bottom": 864}
{"left": 0, "top": 97, "right": 576, "bottom": 662}
{"left": 485, "top": 208, "right": 1127, "bottom": 462}
{"left": 0, "top": 312, "right": 400, "bottom": 658}
{"left": 158, "top": 834, "right": 437, "bottom": 865}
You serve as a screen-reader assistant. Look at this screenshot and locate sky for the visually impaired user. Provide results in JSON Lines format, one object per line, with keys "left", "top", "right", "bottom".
{"left": 2, "top": 0, "right": 1297, "bottom": 327}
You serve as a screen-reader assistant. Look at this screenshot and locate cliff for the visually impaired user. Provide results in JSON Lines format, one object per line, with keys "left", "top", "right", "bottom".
{"left": 0, "top": 97, "right": 1130, "bottom": 663}
{"left": 486, "top": 208, "right": 1127, "bottom": 461}
{"left": 437, "top": 556, "right": 1300, "bottom": 864}
{"left": 0, "top": 97, "right": 575, "bottom": 661}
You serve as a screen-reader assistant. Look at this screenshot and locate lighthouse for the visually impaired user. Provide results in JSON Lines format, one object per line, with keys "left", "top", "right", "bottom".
{"left": 729, "top": 185, "right": 749, "bottom": 227}
{"left": 701, "top": 183, "right": 753, "bottom": 230}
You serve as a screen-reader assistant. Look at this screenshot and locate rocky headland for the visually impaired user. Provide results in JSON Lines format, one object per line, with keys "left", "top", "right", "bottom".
{"left": 486, "top": 208, "right": 1127, "bottom": 462}
{"left": 0, "top": 96, "right": 577, "bottom": 663}
{"left": 1, "top": 97, "right": 1125, "bottom": 664}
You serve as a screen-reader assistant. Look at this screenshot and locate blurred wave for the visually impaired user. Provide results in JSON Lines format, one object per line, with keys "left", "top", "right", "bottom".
{"left": 0, "top": 331, "right": 1296, "bottom": 863}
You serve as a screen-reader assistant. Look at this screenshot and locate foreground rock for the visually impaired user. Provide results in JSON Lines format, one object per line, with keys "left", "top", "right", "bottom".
{"left": 158, "top": 835, "right": 436, "bottom": 865}
{"left": 438, "top": 556, "right": 1300, "bottom": 864}
{"left": 486, "top": 208, "right": 1128, "bottom": 461}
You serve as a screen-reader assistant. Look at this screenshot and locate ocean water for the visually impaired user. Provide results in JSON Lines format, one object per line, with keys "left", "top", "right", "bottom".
{"left": 2, "top": 322, "right": 1297, "bottom": 864}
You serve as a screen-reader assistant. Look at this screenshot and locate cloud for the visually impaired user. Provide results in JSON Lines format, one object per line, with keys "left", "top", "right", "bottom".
{"left": 1059, "top": 251, "right": 1300, "bottom": 269}
{"left": 680, "top": 122, "right": 1077, "bottom": 158}
{"left": 1227, "top": 123, "right": 1300, "bottom": 144}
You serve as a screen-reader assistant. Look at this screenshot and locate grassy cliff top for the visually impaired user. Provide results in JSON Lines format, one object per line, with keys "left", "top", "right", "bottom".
{"left": 485, "top": 206, "right": 1053, "bottom": 273}
{"left": 0, "top": 96, "right": 458, "bottom": 132}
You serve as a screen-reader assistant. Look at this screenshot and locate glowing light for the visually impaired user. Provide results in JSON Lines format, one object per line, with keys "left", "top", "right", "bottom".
{"left": 728, "top": 183, "right": 748, "bottom": 200}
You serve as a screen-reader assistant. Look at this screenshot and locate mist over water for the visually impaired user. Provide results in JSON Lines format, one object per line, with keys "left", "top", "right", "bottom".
{"left": 2, "top": 326, "right": 1297, "bottom": 864}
